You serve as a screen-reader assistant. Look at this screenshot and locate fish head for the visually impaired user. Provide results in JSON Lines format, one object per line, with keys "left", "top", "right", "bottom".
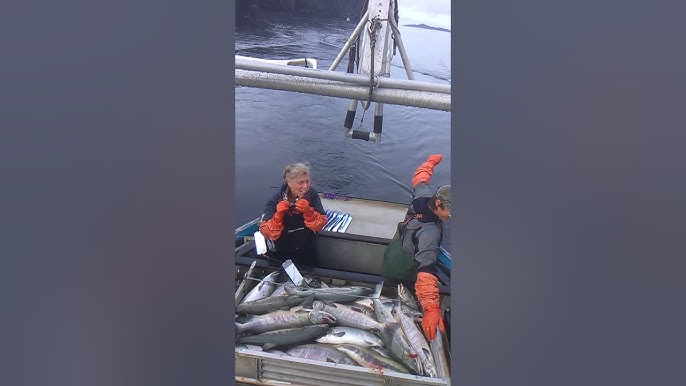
{"left": 424, "top": 363, "right": 439, "bottom": 378}
{"left": 335, "top": 346, "right": 351, "bottom": 356}
{"left": 390, "top": 304, "right": 401, "bottom": 316}
{"left": 356, "top": 286, "right": 374, "bottom": 296}
{"left": 309, "top": 310, "right": 336, "bottom": 325}
{"left": 284, "top": 283, "right": 297, "bottom": 295}
{"left": 348, "top": 305, "right": 367, "bottom": 314}
{"left": 398, "top": 285, "right": 415, "bottom": 303}
{"left": 334, "top": 344, "right": 356, "bottom": 356}
{"left": 312, "top": 300, "right": 324, "bottom": 311}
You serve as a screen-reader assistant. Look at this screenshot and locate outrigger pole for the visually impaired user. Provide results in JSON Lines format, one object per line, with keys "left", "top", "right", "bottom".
{"left": 234, "top": 0, "right": 450, "bottom": 141}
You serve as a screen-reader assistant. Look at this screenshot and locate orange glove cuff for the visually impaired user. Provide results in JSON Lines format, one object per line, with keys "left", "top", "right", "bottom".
{"left": 272, "top": 213, "right": 284, "bottom": 224}
{"left": 415, "top": 272, "right": 441, "bottom": 310}
{"left": 301, "top": 207, "right": 315, "bottom": 218}
{"left": 304, "top": 212, "right": 327, "bottom": 232}
{"left": 411, "top": 161, "right": 435, "bottom": 187}
{"left": 302, "top": 208, "right": 316, "bottom": 220}
{"left": 259, "top": 219, "right": 284, "bottom": 240}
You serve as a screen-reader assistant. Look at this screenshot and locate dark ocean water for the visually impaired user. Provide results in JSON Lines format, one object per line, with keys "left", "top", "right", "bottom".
{"left": 235, "top": 12, "right": 452, "bottom": 250}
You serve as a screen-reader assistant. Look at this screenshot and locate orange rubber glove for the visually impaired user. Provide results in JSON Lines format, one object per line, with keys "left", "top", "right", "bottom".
{"left": 412, "top": 154, "right": 443, "bottom": 188}
{"left": 295, "top": 199, "right": 327, "bottom": 232}
{"left": 294, "top": 199, "right": 314, "bottom": 216}
{"left": 259, "top": 200, "right": 290, "bottom": 240}
{"left": 427, "top": 154, "right": 443, "bottom": 166}
{"left": 415, "top": 271, "right": 446, "bottom": 341}
{"left": 273, "top": 200, "right": 291, "bottom": 221}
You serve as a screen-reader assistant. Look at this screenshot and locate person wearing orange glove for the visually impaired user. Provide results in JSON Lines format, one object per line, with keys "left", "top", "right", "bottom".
{"left": 258, "top": 162, "right": 328, "bottom": 268}
{"left": 382, "top": 154, "right": 451, "bottom": 341}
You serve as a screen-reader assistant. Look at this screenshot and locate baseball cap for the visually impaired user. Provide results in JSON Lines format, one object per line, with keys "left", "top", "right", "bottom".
{"left": 436, "top": 185, "right": 451, "bottom": 213}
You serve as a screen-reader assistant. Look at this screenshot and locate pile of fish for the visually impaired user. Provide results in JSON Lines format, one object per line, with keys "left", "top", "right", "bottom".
{"left": 323, "top": 210, "right": 352, "bottom": 232}
{"left": 235, "top": 269, "right": 449, "bottom": 378}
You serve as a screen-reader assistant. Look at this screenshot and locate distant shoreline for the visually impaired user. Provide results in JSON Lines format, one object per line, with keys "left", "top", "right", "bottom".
{"left": 403, "top": 23, "right": 451, "bottom": 33}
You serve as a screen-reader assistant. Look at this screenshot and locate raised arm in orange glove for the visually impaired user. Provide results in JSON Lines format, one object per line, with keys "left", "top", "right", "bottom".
{"left": 412, "top": 154, "right": 443, "bottom": 188}
{"left": 259, "top": 200, "right": 290, "bottom": 240}
{"left": 294, "top": 199, "right": 327, "bottom": 232}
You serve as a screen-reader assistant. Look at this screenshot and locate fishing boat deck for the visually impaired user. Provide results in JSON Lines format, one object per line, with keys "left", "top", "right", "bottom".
{"left": 321, "top": 196, "right": 407, "bottom": 240}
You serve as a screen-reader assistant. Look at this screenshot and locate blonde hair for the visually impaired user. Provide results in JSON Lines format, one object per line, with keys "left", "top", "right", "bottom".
{"left": 282, "top": 162, "right": 311, "bottom": 180}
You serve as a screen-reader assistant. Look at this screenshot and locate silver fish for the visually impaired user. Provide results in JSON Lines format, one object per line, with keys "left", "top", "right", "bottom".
{"left": 323, "top": 211, "right": 338, "bottom": 229}
{"left": 338, "top": 215, "right": 353, "bottom": 233}
{"left": 348, "top": 303, "right": 378, "bottom": 320}
{"left": 236, "top": 344, "right": 261, "bottom": 351}
{"left": 285, "top": 284, "right": 373, "bottom": 303}
{"left": 264, "top": 349, "right": 289, "bottom": 356}
{"left": 354, "top": 282, "right": 384, "bottom": 309}
{"left": 236, "top": 293, "right": 313, "bottom": 315}
{"left": 235, "top": 309, "right": 336, "bottom": 335}
{"left": 369, "top": 345, "right": 393, "bottom": 359}
{"left": 331, "top": 214, "right": 350, "bottom": 232}
{"left": 286, "top": 344, "right": 357, "bottom": 366}
{"left": 382, "top": 301, "right": 422, "bottom": 320}
{"left": 330, "top": 213, "right": 349, "bottom": 232}
{"left": 315, "top": 326, "right": 384, "bottom": 347}
{"left": 236, "top": 324, "right": 330, "bottom": 350}
{"left": 392, "top": 304, "right": 438, "bottom": 378}
{"left": 324, "top": 213, "right": 343, "bottom": 231}
{"left": 377, "top": 321, "right": 422, "bottom": 374}
{"left": 241, "top": 271, "right": 280, "bottom": 304}
{"left": 430, "top": 330, "right": 451, "bottom": 383}
{"left": 372, "top": 297, "right": 421, "bottom": 374}
{"left": 397, "top": 283, "right": 421, "bottom": 312}
{"left": 335, "top": 344, "right": 410, "bottom": 374}
{"left": 373, "top": 297, "right": 396, "bottom": 324}
{"left": 312, "top": 300, "right": 386, "bottom": 331}
{"left": 269, "top": 280, "right": 292, "bottom": 298}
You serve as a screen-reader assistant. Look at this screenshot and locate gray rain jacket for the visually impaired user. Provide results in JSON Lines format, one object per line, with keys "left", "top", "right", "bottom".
{"left": 400, "top": 182, "right": 443, "bottom": 276}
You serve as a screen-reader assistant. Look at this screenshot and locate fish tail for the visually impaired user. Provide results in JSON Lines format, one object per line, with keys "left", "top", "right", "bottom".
{"left": 372, "top": 282, "right": 383, "bottom": 299}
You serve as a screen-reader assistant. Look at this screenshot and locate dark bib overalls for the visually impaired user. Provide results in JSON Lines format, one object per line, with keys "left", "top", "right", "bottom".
{"left": 269, "top": 205, "right": 319, "bottom": 268}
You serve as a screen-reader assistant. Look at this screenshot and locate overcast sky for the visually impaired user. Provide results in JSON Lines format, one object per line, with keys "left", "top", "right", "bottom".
{"left": 396, "top": 0, "right": 451, "bottom": 30}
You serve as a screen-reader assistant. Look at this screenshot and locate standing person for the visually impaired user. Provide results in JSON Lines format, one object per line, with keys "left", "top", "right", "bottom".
{"left": 259, "top": 162, "right": 328, "bottom": 269}
{"left": 382, "top": 154, "right": 451, "bottom": 340}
